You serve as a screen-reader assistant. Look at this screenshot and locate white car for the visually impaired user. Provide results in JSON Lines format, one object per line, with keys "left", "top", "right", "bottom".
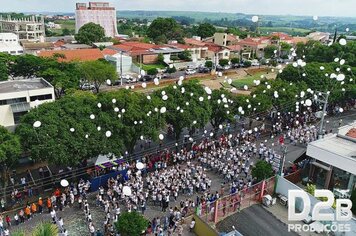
{"left": 185, "top": 69, "right": 196, "bottom": 75}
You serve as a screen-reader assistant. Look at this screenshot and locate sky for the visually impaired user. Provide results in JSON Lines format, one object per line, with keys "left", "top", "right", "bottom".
{"left": 1, "top": 0, "right": 356, "bottom": 17}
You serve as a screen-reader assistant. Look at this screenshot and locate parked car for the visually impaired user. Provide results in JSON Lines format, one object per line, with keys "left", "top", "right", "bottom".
{"left": 216, "top": 65, "right": 224, "bottom": 71}
{"left": 198, "top": 67, "right": 211, "bottom": 73}
{"left": 113, "top": 80, "right": 121, "bottom": 86}
{"left": 141, "top": 75, "right": 155, "bottom": 81}
{"left": 80, "top": 83, "right": 95, "bottom": 90}
{"left": 223, "top": 65, "right": 231, "bottom": 70}
{"left": 251, "top": 60, "right": 260, "bottom": 66}
{"left": 185, "top": 68, "right": 197, "bottom": 75}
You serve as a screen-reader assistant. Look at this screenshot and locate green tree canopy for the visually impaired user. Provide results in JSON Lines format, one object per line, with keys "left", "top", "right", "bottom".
{"left": 147, "top": 18, "right": 184, "bottom": 44}
{"left": 115, "top": 212, "right": 149, "bottom": 236}
{"left": 75, "top": 22, "right": 106, "bottom": 45}
{"left": 264, "top": 45, "right": 278, "bottom": 59}
{"left": 252, "top": 160, "right": 274, "bottom": 182}
{"left": 196, "top": 23, "right": 216, "bottom": 39}
{"left": 79, "top": 60, "right": 117, "bottom": 93}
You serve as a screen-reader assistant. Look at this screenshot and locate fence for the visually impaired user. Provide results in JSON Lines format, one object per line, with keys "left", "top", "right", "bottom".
{"left": 198, "top": 176, "right": 276, "bottom": 225}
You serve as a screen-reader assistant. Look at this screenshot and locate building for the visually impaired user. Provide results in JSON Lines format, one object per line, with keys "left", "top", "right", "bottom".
{"left": 0, "top": 33, "right": 24, "bottom": 55}
{"left": 307, "top": 32, "right": 330, "bottom": 43}
{"left": 22, "top": 42, "right": 54, "bottom": 55}
{"left": 38, "top": 48, "right": 117, "bottom": 62}
{"left": 0, "top": 15, "right": 45, "bottom": 42}
{"left": 306, "top": 122, "right": 356, "bottom": 193}
{"left": 204, "top": 33, "right": 239, "bottom": 47}
{"left": 0, "top": 78, "right": 55, "bottom": 129}
{"left": 184, "top": 37, "right": 230, "bottom": 61}
{"left": 75, "top": 2, "right": 118, "bottom": 38}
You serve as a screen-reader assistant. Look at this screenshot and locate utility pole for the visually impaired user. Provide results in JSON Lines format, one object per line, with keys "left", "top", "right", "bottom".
{"left": 315, "top": 91, "right": 329, "bottom": 138}
{"left": 279, "top": 145, "right": 288, "bottom": 176}
{"left": 120, "top": 50, "right": 123, "bottom": 86}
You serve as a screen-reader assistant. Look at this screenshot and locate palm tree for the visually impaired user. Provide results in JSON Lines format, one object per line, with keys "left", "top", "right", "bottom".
{"left": 31, "top": 222, "right": 59, "bottom": 236}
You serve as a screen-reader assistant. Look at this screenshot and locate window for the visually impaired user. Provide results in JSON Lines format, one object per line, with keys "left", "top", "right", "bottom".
{"left": 13, "top": 111, "right": 28, "bottom": 124}
{"left": 0, "top": 97, "right": 27, "bottom": 106}
{"left": 30, "top": 94, "right": 53, "bottom": 102}
{"left": 17, "top": 50, "right": 23, "bottom": 54}
{"left": 10, "top": 51, "right": 16, "bottom": 54}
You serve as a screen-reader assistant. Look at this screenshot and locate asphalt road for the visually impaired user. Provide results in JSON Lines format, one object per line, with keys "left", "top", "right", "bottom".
{"left": 216, "top": 204, "right": 298, "bottom": 236}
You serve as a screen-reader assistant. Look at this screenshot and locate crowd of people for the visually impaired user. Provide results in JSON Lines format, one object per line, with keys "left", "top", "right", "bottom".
{"left": 0, "top": 106, "right": 349, "bottom": 235}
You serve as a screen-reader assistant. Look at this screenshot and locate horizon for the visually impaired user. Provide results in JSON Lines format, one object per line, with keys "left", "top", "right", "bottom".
{"left": 1, "top": 0, "right": 356, "bottom": 18}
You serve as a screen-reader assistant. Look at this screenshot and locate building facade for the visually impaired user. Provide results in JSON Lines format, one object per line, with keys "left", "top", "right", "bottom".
{"left": 0, "top": 78, "right": 55, "bottom": 129}
{"left": 75, "top": 2, "right": 118, "bottom": 38}
{"left": 306, "top": 123, "right": 356, "bottom": 194}
{"left": 0, "top": 15, "right": 45, "bottom": 42}
{"left": 0, "top": 33, "right": 24, "bottom": 55}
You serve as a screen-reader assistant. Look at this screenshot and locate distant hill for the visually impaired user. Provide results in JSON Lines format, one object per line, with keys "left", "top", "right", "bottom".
{"left": 118, "top": 10, "right": 356, "bottom": 34}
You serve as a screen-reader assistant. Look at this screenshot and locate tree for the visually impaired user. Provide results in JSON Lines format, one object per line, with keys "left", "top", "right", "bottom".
{"left": 264, "top": 45, "right": 278, "bottom": 59}
{"left": 147, "top": 18, "right": 184, "bottom": 43}
{"left": 75, "top": 22, "right": 105, "bottom": 45}
{"left": 243, "top": 60, "right": 252, "bottom": 67}
{"left": 115, "top": 212, "right": 149, "bottom": 236}
{"left": 156, "top": 80, "right": 212, "bottom": 140}
{"left": 178, "top": 50, "right": 191, "bottom": 61}
{"left": 205, "top": 61, "right": 213, "bottom": 69}
{"left": 147, "top": 68, "right": 158, "bottom": 76}
{"left": 61, "top": 28, "right": 72, "bottom": 36}
{"left": 79, "top": 60, "right": 117, "bottom": 93}
{"left": 9, "top": 54, "right": 45, "bottom": 78}
{"left": 31, "top": 222, "right": 59, "bottom": 236}
{"left": 0, "top": 125, "right": 21, "bottom": 197}
{"left": 0, "top": 53, "right": 12, "bottom": 81}
{"left": 219, "top": 59, "right": 229, "bottom": 67}
{"left": 157, "top": 53, "right": 164, "bottom": 65}
{"left": 196, "top": 23, "right": 216, "bottom": 39}
{"left": 231, "top": 57, "right": 240, "bottom": 64}
{"left": 252, "top": 160, "right": 274, "bottom": 182}
{"left": 209, "top": 89, "right": 234, "bottom": 129}
{"left": 166, "top": 66, "right": 177, "bottom": 74}
{"left": 351, "top": 188, "right": 356, "bottom": 214}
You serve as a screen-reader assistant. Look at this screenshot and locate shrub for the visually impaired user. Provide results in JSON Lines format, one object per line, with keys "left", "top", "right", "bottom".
{"left": 115, "top": 212, "right": 149, "bottom": 236}
{"left": 147, "top": 68, "right": 158, "bottom": 75}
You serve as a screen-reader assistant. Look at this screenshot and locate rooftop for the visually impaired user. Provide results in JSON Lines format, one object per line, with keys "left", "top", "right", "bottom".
{"left": 0, "top": 78, "right": 52, "bottom": 94}
{"left": 38, "top": 48, "right": 117, "bottom": 62}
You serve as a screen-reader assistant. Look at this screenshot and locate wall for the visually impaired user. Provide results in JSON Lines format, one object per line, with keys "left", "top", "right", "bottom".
{"left": 193, "top": 214, "right": 219, "bottom": 236}
{"left": 142, "top": 54, "right": 158, "bottom": 64}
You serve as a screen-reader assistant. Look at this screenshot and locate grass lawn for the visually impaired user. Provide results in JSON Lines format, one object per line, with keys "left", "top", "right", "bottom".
{"left": 138, "top": 64, "right": 167, "bottom": 71}
{"left": 260, "top": 27, "right": 311, "bottom": 36}
{"left": 231, "top": 72, "right": 266, "bottom": 89}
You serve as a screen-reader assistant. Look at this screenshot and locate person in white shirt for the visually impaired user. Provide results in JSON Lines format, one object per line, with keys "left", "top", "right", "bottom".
{"left": 190, "top": 219, "right": 196, "bottom": 232}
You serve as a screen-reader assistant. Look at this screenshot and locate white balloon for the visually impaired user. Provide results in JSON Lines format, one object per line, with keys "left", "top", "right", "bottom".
{"left": 339, "top": 38, "right": 347, "bottom": 46}
{"left": 227, "top": 78, "right": 232, "bottom": 85}
{"left": 147, "top": 95, "right": 151, "bottom": 100}
{"left": 346, "top": 28, "right": 350, "bottom": 32}
{"left": 199, "top": 96, "right": 204, "bottom": 102}
{"left": 142, "top": 82, "right": 147, "bottom": 88}
{"left": 305, "top": 99, "right": 312, "bottom": 107}
{"left": 112, "top": 98, "right": 116, "bottom": 104}
{"left": 336, "top": 74, "right": 345, "bottom": 81}
{"left": 251, "top": 15, "right": 259, "bottom": 22}
{"left": 97, "top": 126, "right": 101, "bottom": 131}
{"left": 121, "top": 108, "right": 126, "bottom": 113}
{"left": 161, "top": 91, "right": 166, "bottom": 96}
{"left": 136, "top": 162, "right": 144, "bottom": 170}
{"left": 70, "top": 128, "right": 75, "bottom": 132}
{"left": 219, "top": 124, "right": 223, "bottom": 129}
{"left": 105, "top": 131, "right": 112, "bottom": 137}
{"left": 106, "top": 79, "right": 111, "bottom": 85}
{"left": 90, "top": 114, "right": 95, "bottom": 120}
{"left": 33, "top": 121, "right": 41, "bottom": 128}
{"left": 97, "top": 103, "right": 102, "bottom": 108}
{"left": 154, "top": 78, "right": 159, "bottom": 85}
{"left": 114, "top": 107, "right": 119, "bottom": 112}
{"left": 204, "top": 87, "right": 212, "bottom": 94}
{"left": 123, "top": 186, "right": 132, "bottom": 196}
{"left": 160, "top": 107, "right": 167, "bottom": 113}
{"left": 85, "top": 134, "right": 89, "bottom": 139}
{"left": 162, "top": 95, "right": 168, "bottom": 101}
{"left": 334, "top": 58, "right": 340, "bottom": 62}
{"left": 159, "top": 134, "right": 164, "bottom": 140}
{"left": 339, "top": 108, "right": 344, "bottom": 113}
{"left": 313, "top": 15, "right": 318, "bottom": 21}
{"left": 320, "top": 66, "right": 325, "bottom": 70}
{"left": 340, "top": 59, "right": 345, "bottom": 65}
{"left": 244, "top": 85, "right": 248, "bottom": 90}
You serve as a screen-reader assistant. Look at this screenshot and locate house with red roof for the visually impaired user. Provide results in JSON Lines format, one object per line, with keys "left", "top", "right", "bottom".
{"left": 37, "top": 48, "right": 117, "bottom": 62}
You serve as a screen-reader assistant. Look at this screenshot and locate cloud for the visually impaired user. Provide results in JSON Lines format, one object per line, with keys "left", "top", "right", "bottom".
{"left": 1, "top": 0, "right": 355, "bottom": 17}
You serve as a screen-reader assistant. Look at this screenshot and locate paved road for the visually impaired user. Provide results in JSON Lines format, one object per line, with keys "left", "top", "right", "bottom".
{"left": 216, "top": 204, "right": 298, "bottom": 236}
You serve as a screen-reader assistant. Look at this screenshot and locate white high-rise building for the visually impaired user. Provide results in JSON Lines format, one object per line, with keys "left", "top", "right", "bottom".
{"left": 75, "top": 2, "right": 118, "bottom": 38}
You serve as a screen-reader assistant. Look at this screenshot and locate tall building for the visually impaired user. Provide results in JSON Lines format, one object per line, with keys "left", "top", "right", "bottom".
{"left": 75, "top": 2, "right": 118, "bottom": 38}
{"left": 0, "top": 15, "right": 45, "bottom": 42}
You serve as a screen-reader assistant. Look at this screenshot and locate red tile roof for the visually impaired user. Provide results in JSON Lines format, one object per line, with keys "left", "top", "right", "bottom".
{"left": 227, "top": 45, "right": 242, "bottom": 51}
{"left": 38, "top": 48, "right": 116, "bottom": 62}
{"left": 167, "top": 43, "right": 190, "bottom": 50}
{"left": 346, "top": 128, "right": 356, "bottom": 139}
{"left": 205, "top": 42, "right": 225, "bottom": 53}
{"left": 184, "top": 38, "right": 206, "bottom": 47}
